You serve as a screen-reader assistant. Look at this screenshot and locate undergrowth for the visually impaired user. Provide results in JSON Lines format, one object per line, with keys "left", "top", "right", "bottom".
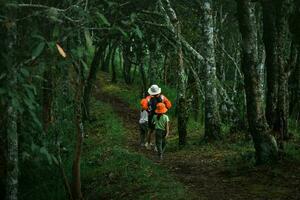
{"left": 83, "top": 100, "right": 186, "bottom": 200}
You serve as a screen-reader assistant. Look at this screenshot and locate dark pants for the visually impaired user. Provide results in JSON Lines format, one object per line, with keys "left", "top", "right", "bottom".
{"left": 155, "top": 129, "right": 167, "bottom": 156}
{"left": 148, "top": 114, "right": 155, "bottom": 130}
{"left": 139, "top": 123, "right": 148, "bottom": 145}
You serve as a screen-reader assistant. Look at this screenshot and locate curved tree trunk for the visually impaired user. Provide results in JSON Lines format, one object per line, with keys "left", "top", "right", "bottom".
{"left": 237, "top": 0, "right": 278, "bottom": 164}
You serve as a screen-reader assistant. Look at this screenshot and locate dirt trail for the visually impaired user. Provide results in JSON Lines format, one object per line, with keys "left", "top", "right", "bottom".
{"left": 94, "top": 78, "right": 300, "bottom": 200}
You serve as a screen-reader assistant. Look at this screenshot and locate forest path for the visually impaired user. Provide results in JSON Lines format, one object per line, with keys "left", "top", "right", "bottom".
{"left": 93, "top": 74, "right": 300, "bottom": 200}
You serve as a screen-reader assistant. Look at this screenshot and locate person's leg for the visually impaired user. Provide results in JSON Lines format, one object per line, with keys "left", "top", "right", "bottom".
{"left": 161, "top": 131, "right": 167, "bottom": 154}
{"left": 144, "top": 124, "right": 148, "bottom": 145}
{"left": 140, "top": 124, "right": 146, "bottom": 146}
{"left": 146, "top": 129, "right": 152, "bottom": 149}
{"left": 147, "top": 114, "right": 154, "bottom": 148}
{"left": 155, "top": 130, "right": 163, "bottom": 158}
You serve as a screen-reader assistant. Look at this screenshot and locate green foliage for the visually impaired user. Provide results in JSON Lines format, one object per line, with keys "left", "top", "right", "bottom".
{"left": 284, "top": 143, "right": 300, "bottom": 162}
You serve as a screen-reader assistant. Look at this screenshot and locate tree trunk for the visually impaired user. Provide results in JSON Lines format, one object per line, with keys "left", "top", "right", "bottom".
{"left": 83, "top": 46, "right": 103, "bottom": 120}
{"left": 42, "top": 67, "right": 52, "bottom": 132}
{"left": 289, "top": 47, "right": 300, "bottom": 120}
{"left": 177, "top": 25, "right": 189, "bottom": 146}
{"left": 72, "top": 64, "right": 84, "bottom": 200}
{"left": 163, "top": 53, "right": 169, "bottom": 85}
{"left": 262, "top": 0, "right": 292, "bottom": 140}
{"left": 101, "top": 43, "right": 111, "bottom": 73}
{"left": 262, "top": 1, "right": 278, "bottom": 128}
{"left": 237, "top": 0, "right": 278, "bottom": 164}
{"left": 122, "top": 43, "right": 133, "bottom": 85}
{"left": 148, "top": 37, "right": 159, "bottom": 85}
{"left": 162, "top": 0, "right": 189, "bottom": 145}
{"left": 111, "top": 47, "right": 118, "bottom": 83}
{"left": 3, "top": 9, "right": 19, "bottom": 200}
{"left": 202, "top": 0, "right": 221, "bottom": 140}
{"left": 4, "top": 16, "right": 18, "bottom": 200}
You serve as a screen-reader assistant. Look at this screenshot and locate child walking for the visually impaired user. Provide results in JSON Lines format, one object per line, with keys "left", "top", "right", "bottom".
{"left": 139, "top": 99, "right": 149, "bottom": 147}
{"left": 152, "top": 103, "right": 170, "bottom": 160}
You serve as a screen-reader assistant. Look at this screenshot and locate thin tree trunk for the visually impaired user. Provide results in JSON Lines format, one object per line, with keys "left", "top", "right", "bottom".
{"left": 162, "top": 0, "right": 189, "bottom": 145}
{"left": 111, "top": 47, "right": 118, "bottom": 83}
{"left": 42, "top": 67, "right": 52, "bottom": 132}
{"left": 72, "top": 63, "right": 84, "bottom": 200}
{"left": 148, "top": 40, "right": 158, "bottom": 85}
{"left": 275, "top": 0, "right": 292, "bottom": 140}
{"left": 139, "top": 55, "right": 148, "bottom": 97}
{"left": 122, "top": 43, "right": 133, "bottom": 85}
{"left": 83, "top": 46, "right": 103, "bottom": 120}
{"left": 177, "top": 24, "right": 188, "bottom": 146}
{"left": 237, "top": 0, "right": 278, "bottom": 164}
{"left": 163, "top": 53, "right": 169, "bottom": 85}
{"left": 101, "top": 43, "right": 111, "bottom": 73}
{"left": 5, "top": 12, "right": 18, "bottom": 200}
{"left": 202, "top": 0, "right": 221, "bottom": 140}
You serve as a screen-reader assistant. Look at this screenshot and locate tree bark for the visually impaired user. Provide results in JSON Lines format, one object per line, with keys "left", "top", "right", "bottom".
{"left": 237, "top": 0, "right": 278, "bottom": 164}
{"left": 122, "top": 43, "right": 133, "bottom": 85}
{"left": 158, "top": 0, "right": 205, "bottom": 64}
{"left": 202, "top": 0, "right": 221, "bottom": 140}
{"left": 111, "top": 47, "right": 118, "bottom": 83}
{"left": 177, "top": 25, "right": 189, "bottom": 146}
{"left": 83, "top": 45, "right": 103, "bottom": 120}
{"left": 163, "top": 0, "right": 189, "bottom": 145}
{"left": 101, "top": 43, "right": 111, "bottom": 73}
{"left": 42, "top": 67, "right": 52, "bottom": 132}
{"left": 72, "top": 64, "right": 84, "bottom": 200}
{"left": 4, "top": 10, "right": 18, "bottom": 200}
{"left": 262, "top": 0, "right": 292, "bottom": 140}
{"left": 289, "top": 46, "right": 300, "bottom": 120}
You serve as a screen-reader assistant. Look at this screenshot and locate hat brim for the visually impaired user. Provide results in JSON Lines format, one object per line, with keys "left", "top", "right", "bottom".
{"left": 148, "top": 87, "right": 161, "bottom": 95}
{"left": 155, "top": 107, "right": 168, "bottom": 114}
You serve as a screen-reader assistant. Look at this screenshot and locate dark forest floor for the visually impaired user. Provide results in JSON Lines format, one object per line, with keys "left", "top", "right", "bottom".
{"left": 94, "top": 74, "right": 300, "bottom": 200}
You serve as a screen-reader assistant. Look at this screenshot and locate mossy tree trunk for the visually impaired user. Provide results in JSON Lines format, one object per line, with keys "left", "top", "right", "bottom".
{"left": 177, "top": 25, "right": 189, "bottom": 146}
{"left": 162, "top": 0, "right": 189, "bottom": 145}
{"left": 202, "top": 0, "right": 221, "bottom": 140}
{"left": 237, "top": 0, "right": 278, "bottom": 164}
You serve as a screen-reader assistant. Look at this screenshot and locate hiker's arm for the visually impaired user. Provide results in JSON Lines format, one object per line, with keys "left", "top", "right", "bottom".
{"left": 163, "top": 96, "right": 172, "bottom": 109}
{"left": 166, "top": 121, "right": 170, "bottom": 137}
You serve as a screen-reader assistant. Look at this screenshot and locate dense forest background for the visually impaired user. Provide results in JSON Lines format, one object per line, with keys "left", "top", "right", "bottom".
{"left": 1, "top": 0, "right": 300, "bottom": 199}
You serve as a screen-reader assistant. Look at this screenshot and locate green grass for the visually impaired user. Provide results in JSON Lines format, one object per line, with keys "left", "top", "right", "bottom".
{"left": 82, "top": 100, "right": 186, "bottom": 200}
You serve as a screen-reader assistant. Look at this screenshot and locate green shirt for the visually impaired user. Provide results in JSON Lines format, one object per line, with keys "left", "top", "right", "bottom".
{"left": 152, "top": 114, "right": 169, "bottom": 131}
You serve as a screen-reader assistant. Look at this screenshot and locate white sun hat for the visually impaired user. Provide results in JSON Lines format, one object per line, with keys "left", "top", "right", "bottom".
{"left": 148, "top": 84, "right": 161, "bottom": 95}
